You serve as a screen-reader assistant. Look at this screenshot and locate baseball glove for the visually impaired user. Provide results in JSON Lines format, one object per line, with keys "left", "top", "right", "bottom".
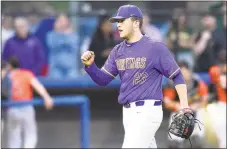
{"left": 168, "top": 108, "right": 202, "bottom": 147}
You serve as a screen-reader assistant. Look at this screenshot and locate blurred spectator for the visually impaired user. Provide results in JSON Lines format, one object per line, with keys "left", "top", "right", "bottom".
{"left": 218, "top": 13, "right": 226, "bottom": 51}
{"left": 209, "top": 50, "right": 226, "bottom": 101}
{"left": 34, "top": 15, "right": 56, "bottom": 76}
{"left": 209, "top": 1, "right": 226, "bottom": 30}
{"left": 80, "top": 36, "right": 91, "bottom": 58}
{"left": 27, "top": 13, "right": 39, "bottom": 33}
{"left": 212, "top": 14, "right": 226, "bottom": 59}
{"left": 1, "top": 15, "right": 14, "bottom": 52}
{"left": 192, "top": 15, "right": 223, "bottom": 72}
{"left": 2, "top": 17, "right": 45, "bottom": 76}
{"left": 142, "top": 14, "right": 163, "bottom": 41}
{"left": 88, "top": 14, "right": 116, "bottom": 68}
{"left": 166, "top": 13, "right": 194, "bottom": 68}
{"left": 1, "top": 57, "right": 54, "bottom": 148}
{"left": 208, "top": 50, "right": 226, "bottom": 148}
{"left": 159, "top": 21, "right": 171, "bottom": 41}
{"left": 46, "top": 13, "right": 80, "bottom": 78}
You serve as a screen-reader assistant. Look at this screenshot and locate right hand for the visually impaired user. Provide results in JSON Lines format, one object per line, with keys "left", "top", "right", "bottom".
{"left": 81, "top": 51, "right": 95, "bottom": 67}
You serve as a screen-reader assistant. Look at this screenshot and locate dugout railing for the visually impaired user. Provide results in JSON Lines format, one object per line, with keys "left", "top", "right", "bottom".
{"left": 1, "top": 95, "right": 90, "bottom": 148}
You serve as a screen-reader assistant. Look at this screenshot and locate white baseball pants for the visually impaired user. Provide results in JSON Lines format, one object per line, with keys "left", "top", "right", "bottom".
{"left": 6, "top": 105, "right": 37, "bottom": 148}
{"left": 122, "top": 100, "right": 163, "bottom": 148}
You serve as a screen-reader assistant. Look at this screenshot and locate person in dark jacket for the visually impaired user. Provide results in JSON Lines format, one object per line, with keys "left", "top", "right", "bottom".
{"left": 2, "top": 17, "right": 45, "bottom": 76}
{"left": 88, "top": 14, "right": 116, "bottom": 68}
{"left": 192, "top": 15, "right": 222, "bottom": 72}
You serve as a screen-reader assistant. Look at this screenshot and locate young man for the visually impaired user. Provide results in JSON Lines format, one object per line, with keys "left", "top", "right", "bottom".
{"left": 1, "top": 57, "right": 54, "bottom": 148}
{"left": 163, "top": 61, "right": 208, "bottom": 148}
{"left": 81, "top": 5, "right": 191, "bottom": 148}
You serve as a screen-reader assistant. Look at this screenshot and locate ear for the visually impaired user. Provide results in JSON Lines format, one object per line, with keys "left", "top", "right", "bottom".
{"left": 133, "top": 20, "right": 140, "bottom": 28}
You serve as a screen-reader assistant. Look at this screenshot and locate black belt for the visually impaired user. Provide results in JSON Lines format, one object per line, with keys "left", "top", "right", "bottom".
{"left": 123, "top": 100, "right": 162, "bottom": 108}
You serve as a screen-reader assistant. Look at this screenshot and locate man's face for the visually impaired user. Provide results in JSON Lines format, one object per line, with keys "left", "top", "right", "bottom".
{"left": 15, "top": 20, "right": 29, "bottom": 38}
{"left": 117, "top": 18, "right": 134, "bottom": 39}
{"left": 54, "top": 15, "right": 70, "bottom": 32}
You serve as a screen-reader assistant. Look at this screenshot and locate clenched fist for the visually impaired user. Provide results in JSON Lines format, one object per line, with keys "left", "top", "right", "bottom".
{"left": 81, "top": 51, "right": 95, "bottom": 67}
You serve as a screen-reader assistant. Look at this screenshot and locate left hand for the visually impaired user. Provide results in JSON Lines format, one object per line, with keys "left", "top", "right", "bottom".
{"left": 168, "top": 107, "right": 196, "bottom": 141}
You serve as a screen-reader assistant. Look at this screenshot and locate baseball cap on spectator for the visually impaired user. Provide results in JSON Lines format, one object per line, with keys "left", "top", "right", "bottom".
{"left": 109, "top": 5, "right": 143, "bottom": 23}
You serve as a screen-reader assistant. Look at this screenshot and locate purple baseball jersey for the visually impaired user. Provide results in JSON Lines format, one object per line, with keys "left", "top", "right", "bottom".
{"left": 89, "top": 35, "right": 180, "bottom": 104}
{"left": 102, "top": 35, "right": 180, "bottom": 104}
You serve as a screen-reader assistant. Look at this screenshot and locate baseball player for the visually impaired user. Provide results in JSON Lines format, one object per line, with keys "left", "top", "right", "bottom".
{"left": 163, "top": 61, "right": 208, "bottom": 148}
{"left": 208, "top": 50, "right": 226, "bottom": 148}
{"left": 1, "top": 57, "right": 54, "bottom": 148}
{"left": 81, "top": 5, "right": 192, "bottom": 148}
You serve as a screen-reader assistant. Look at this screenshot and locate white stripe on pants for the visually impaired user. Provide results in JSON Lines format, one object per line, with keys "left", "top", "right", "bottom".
{"left": 122, "top": 100, "right": 163, "bottom": 148}
{"left": 7, "top": 105, "right": 37, "bottom": 148}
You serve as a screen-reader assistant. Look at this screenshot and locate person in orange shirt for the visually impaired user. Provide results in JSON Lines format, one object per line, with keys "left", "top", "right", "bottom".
{"left": 163, "top": 61, "right": 208, "bottom": 148}
{"left": 208, "top": 50, "right": 226, "bottom": 148}
{"left": 1, "top": 57, "right": 54, "bottom": 148}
